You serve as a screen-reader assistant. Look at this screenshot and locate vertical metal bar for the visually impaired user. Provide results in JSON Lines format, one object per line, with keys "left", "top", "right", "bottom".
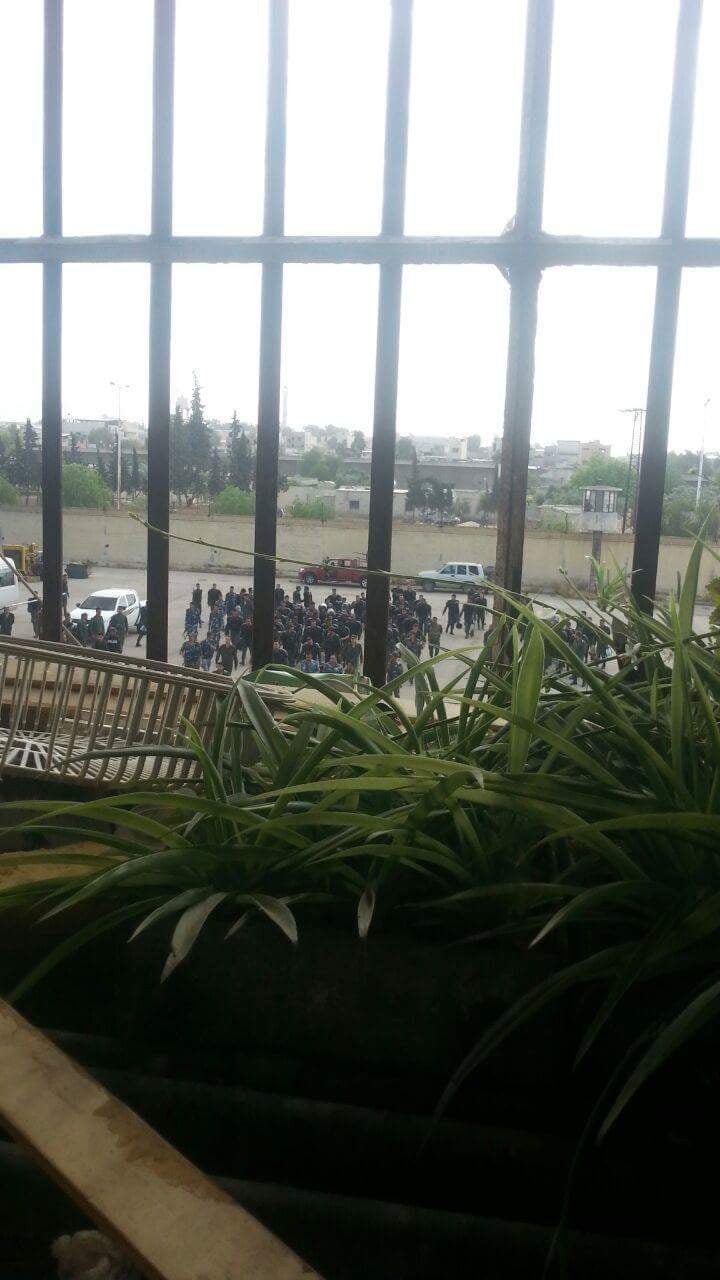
{"left": 41, "top": 0, "right": 63, "bottom": 642}
{"left": 493, "top": 267, "right": 541, "bottom": 597}
{"left": 632, "top": 0, "right": 703, "bottom": 611}
{"left": 146, "top": 0, "right": 175, "bottom": 661}
{"left": 494, "top": 0, "right": 554, "bottom": 599}
{"left": 252, "top": 0, "right": 289, "bottom": 671}
{"left": 363, "top": 0, "right": 413, "bottom": 687}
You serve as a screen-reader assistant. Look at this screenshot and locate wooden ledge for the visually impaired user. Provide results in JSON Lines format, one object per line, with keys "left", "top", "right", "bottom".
{"left": 0, "top": 1001, "right": 319, "bottom": 1279}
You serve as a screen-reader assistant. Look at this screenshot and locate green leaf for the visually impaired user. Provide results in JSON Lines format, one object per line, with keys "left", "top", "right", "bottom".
{"left": 508, "top": 622, "right": 544, "bottom": 774}
{"left": 250, "top": 894, "right": 298, "bottom": 944}
{"left": 357, "top": 885, "right": 376, "bottom": 939}
{"left": 599, "top": 975, "right": 720, "bottom": 1139}
{"left": 161, "top": 892, "right": 227, "bottom": 981}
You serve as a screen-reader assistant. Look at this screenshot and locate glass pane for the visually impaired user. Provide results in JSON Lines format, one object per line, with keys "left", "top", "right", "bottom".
{"left": 282, "top": 265, "right": 378, "bottom": 435}
{"left": 0, "top": 266, "right": 42, "bottom": 427}
{"left": 544, "top": 0, "right": 678, "bottom": 235}
{"left": 171, "top": 265, "right": 262, "bottom": 435}
{"left": 687, "top": 4, "right": 720, "bottom": 235}
{"left": 174, "top": 0, "right": 268, "bottom": 234}
{"left": 397, "top": 266, "right": 509, "bottom": 455}
{"left": 405, "top": 0, "right": 526, "bottom": 234}
{"left": 532, "top": 268, "right": 656, "bottom": 463}
{"left": 0, "top": 2, "right": 42, "bottom": 235}
{"left": 670, "top": 272, "right": 720, "bottom": 458}
{"left": 64, "top": 0, "right": 153, "bottom": 233}
{"left": 285, "top": 1, "right": 389, "bottom": 234}
{"left": 63, "top": 265, "right": 149, "bottom": 451}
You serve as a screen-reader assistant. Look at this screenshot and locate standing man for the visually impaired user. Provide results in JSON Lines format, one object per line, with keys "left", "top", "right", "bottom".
{"left": 238, "top": 618, "right": 253, "bottom": 667}
{"left": 180, "top": 632, "right": 202, "bottom": 669}
{"left": 107, "top": 604, "right": 129, "bottom": 653}
{"left": 71, "top": 611, "right": 89, "bottom": 646}
{"left": 191, "top": 582, "right": 203, "bottom": 620}
{"left": 216, "top": 634, "right": 238, "bottom": 676}
{"left": 88, "top": 606, "right": 105, "bottom": 648}
{"left": 207, "top": 582, "right": 222, "bottom": 612}
{"left": 135, "top": 601, "right": 148, "bottom": 646}
{"left": 461, "top": 598, "right": 475, "bottom": 639}
{"left": 427, "top": 616, "right": 442, "bottom": 657}
{"left": 443, "top": 594, "right": 460, "bottom": 635}
{"left": 27, "top": 597, "right": 42, "bottom": 637}
{"left": 0, "top": 606, "right": 14, "bottom": 637}
{"left": 199, "top": 635, "right": 215, "bottom": 671}
{"left": 207, "top": 603, "right": 223, "bottom": 649}
{"left": 184, "top": 600, "right": 201, "bottom": 637}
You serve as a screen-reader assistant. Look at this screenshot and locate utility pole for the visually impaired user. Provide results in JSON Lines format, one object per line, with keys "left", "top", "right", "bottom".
{"left": 696, "top": 398, "right": 711, "bottom": 510}
{"left": 110, "top": 381, "right": 130, "bottom": 511}
{"left": 618, "top": 407, "right": 645, "bottom": 533}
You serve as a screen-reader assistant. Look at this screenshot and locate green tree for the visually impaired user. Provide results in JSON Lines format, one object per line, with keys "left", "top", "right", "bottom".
{"left": 351, "top": 430, "right": 366, "bottom": 456}
{"left": 466, "top": 434, "right": 482, "bottom": 455}
{"left": 87, "top": 425, "right": 113, "bottom": 447}
{"left": 227, "top": 413, "right": 254, "bottom": 490}
{"left": 210, "top": 485, "right": 256, "bottom": 516}
{"left": 170, "top": 382, "right": 211, "bottom": 505}
{"left": 405, "top": 448, "right": 421, "bottom": 514}
{"left": 541, "top": 453, "right": 636, "bottom": 511}
{"left": 18, "top": 419, "right": 40, "bottom": 504}
{"left": 289, "top": 497, "right": 334, "bottom": 520}
{"left": 396, "top": 436, "right": 414, "bottom": 461}
{"left": 186, "top": 374, "right": 211, "bottom": 501}
{"left": 0, "top": 475, "right": 18, "bottom": 506}
{"left": 62, "top": 463, "right": 112, "bottom": 509}
{"left": 68, "top": 432, "right": 81, "bottom": 462}
{"left": 130, "top": 447, "right": 144, "bottom": 497}
{"left": 208, "top": 446, "right": 225, "bottom": 498}
{"left": 4, "top": 425, "right": 23, "bottom": 489}
{"left": 94, "top": 445, "right": 110, "bottom": 488}
{"left": 298, "top": 447, "right": 340, "bottom": 482}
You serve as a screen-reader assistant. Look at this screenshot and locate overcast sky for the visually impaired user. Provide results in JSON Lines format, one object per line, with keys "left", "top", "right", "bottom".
{"left": 1, "top": 0, "right": 719, "bottom": 454}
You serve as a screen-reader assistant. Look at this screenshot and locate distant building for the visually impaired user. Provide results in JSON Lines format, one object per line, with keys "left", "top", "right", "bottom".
{"left": 303, "top": 426, "right": 325, "bottom": 452}
{"left": 528, "top": 485, "right": 622, "bottom": 534}
{"left": 334, "top": 486, "right": 408, "bottom": 518}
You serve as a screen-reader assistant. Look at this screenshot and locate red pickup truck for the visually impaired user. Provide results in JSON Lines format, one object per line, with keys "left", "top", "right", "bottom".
{"left": 298, "top": 557, "right": 368, "bottom": 588}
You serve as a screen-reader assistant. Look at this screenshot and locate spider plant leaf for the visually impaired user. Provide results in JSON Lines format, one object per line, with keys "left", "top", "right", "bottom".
{"left": 508, "top": 623, "right": 544, "bottom": 775}
{"left": 599, "top": 974, "right": 720, "bottom": 1140}
{"left": 128, "top": 888, "right": 209, "bottom": 942}
{"left": 250, "top": 894, "right": 298, "bottom": 944}
{"left": 161, "top": 891, "right": 228, "bottom": 981}
{"left": 9, "top": 898, "right": 163, "bottom": 1004}
{"left": 357, "top": 885, "right": 376, "bottom": 939}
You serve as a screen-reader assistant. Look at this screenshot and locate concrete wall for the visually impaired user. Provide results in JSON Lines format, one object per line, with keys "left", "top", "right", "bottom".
{"left": 0, "top": 505, "right": 715, "bottom": 597}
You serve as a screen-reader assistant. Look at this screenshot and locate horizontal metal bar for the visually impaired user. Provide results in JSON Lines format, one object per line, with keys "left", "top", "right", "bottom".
{"left": 3, "top": 234, "right": 720, "bottom": 267}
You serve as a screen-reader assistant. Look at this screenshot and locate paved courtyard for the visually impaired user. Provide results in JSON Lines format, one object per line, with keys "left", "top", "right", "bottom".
{"left": 9, "top": 563, "right": 713, "bottom": 705}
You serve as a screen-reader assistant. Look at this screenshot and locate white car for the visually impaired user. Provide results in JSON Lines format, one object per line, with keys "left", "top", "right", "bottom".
{"left": 70, "top": 587, "right": 142, "bottom": 631}
{"left": 417, "top": 561, "right": 486, "bottom": 591}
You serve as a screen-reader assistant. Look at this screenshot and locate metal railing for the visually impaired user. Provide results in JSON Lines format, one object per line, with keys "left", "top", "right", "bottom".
{"left": 0, "top": 637, "right": 253, "bottom": 788}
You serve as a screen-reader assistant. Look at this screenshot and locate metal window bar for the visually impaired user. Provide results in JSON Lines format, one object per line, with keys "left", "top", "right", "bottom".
{"left": 12, "top": 0, "right": 708, "bottom": 676}
{"left": 364, "top": 0, "right": 414, "bottom": 686}
{"left": 252, "top": 0, "right": 289, "bottom": 671}
{"left": 631, "top": 0, "right": 703, "bottom": 611}
{"left": 40, "top": 0, "right": 63, "bottom": 643}
{"left": 146, "top": 0, "right": 176, "bottom": 662}
{"left": 494, "top": 0, "right": 554, "bottom": 599}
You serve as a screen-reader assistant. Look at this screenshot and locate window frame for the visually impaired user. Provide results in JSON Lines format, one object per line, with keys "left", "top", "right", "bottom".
{"left": 16, "top": 0, "right": 707, "bottom": 685}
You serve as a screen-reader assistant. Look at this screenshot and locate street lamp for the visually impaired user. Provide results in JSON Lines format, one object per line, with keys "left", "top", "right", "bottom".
{"left": 110, "top": 381, "right": 130, "bottom": 511}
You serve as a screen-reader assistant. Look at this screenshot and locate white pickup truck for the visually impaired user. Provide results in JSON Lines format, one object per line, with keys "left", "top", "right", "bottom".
{"left": 417, "top": 561, "right": 488, "bottom": 591}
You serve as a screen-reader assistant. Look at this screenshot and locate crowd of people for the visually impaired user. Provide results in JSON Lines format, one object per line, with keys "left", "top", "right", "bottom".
{"left": 0, "top": 568, "right": 616, "bottom": 687}
{"left": 176, "top": 578, "right": 499, "bottom": 682}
